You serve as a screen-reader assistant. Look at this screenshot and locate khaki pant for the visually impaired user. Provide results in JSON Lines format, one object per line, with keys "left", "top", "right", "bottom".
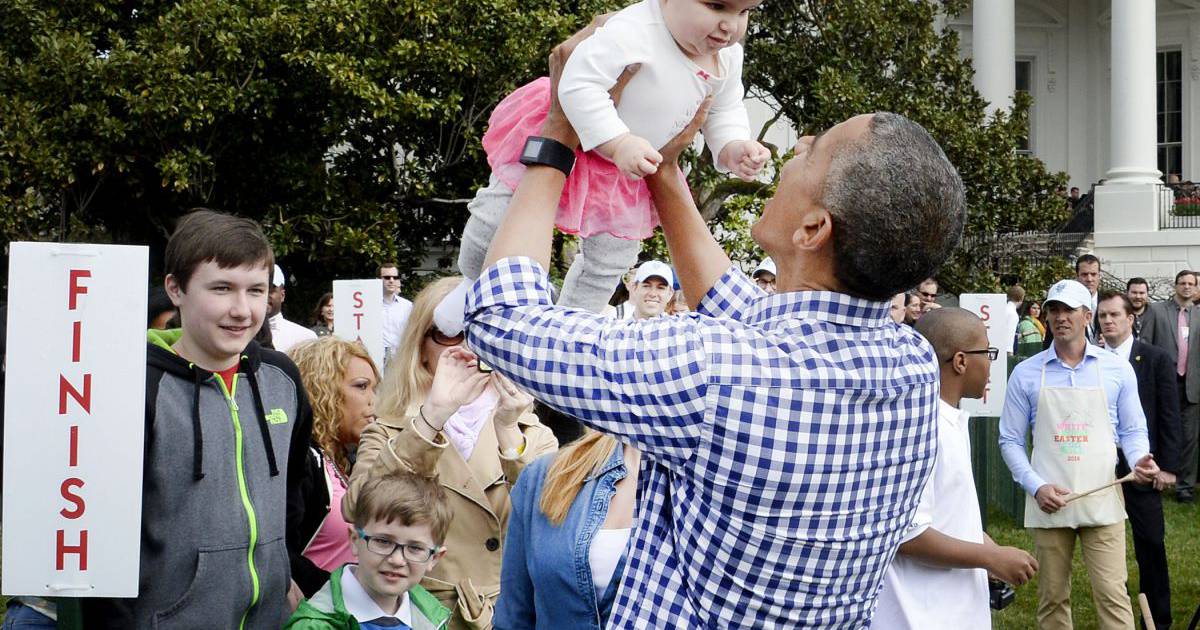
{"left": 1032, "top": 524, "right": 1134, "bottom": 630}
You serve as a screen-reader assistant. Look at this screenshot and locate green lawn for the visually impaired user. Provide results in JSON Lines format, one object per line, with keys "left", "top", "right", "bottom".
{"left": 988, "top": 500, "right": 1200, "bottom": 629}
{"left": 2, "top": 503, "right": 1196, "bottom": 627}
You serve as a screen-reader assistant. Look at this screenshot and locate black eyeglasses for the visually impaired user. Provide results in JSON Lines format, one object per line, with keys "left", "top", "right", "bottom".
{"left": 427, "top": 329, "right": 465, "bottom": 346}
{"left": 957, "top": 347, "right": 999, "bottom": 361}
{"left": 381, "top": 275, "right": 400, "bottom": 281}
{"left": 356, "top": 528, "right": 441, "bottom": 563}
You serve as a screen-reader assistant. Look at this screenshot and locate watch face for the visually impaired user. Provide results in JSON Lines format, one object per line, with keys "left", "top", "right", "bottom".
{"left": 523, "top": 139, "right": 544, "bottom": 159}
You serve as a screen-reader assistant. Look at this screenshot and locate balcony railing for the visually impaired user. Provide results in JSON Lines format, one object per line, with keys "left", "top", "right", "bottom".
{"left": 1160, "top": 182, "right": 1200, "bottom": 229}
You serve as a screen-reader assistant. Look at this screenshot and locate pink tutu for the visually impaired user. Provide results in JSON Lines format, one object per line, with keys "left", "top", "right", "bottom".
{"left": 483, "top": 77, "right": 688, "bottom": 240}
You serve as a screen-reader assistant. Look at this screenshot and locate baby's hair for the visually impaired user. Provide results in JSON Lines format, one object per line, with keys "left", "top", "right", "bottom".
{"left": 350, "top": 471, "right": 452, "bottom": 545}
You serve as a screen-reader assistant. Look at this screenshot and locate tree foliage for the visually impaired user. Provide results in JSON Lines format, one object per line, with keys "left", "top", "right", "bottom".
{"left": 677, "top": 0, "right": 1070, "bottom": 293}
{"left": 2, "top": 0, "right": 1069, "bottom": 306}
{"left": 1, "top": 0, "right": 608, "bottom": 295}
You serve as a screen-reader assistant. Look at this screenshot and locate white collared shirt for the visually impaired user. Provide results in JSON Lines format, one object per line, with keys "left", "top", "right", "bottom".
{"left": 1109, "top": 334, "right": 1135, "bottom": 363}
{"left": 341, "top": 565, "right": 412, "bottom": 627}
{"left": 382, "top": 293, "right": 414, "bottom": 358}
{"left": 268, "top": 313, "right": 317, "bottom": 354}
{"left": 870, "top": 398, "right": 991, "bottom": 629}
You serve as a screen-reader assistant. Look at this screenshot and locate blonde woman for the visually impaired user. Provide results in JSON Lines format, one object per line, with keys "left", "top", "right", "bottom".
{"left": 494, "top": 431, "right": 639, "bottom": 630}
{"left": 285, "top": 336, "right": 381, "bottom": 596}
{"left": 344, "top": 276, "right": 558, "bottom": 630}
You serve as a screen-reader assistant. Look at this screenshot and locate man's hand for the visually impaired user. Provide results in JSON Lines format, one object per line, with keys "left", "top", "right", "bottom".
{"left": 1133, "top": 453, "right": 1160, "bottom": 484}
{"left": 544, "top": 12, "right": 638, "bottom": 149}
{"left": 719, "top": 139, "right": 771, "bottom": 181}
{"left": 1154, "top": 470, "right": 1177, "bottom": 491}
{"left": 984, "top": 543, "right": 1038, "bottom": 586}
{"left": 1035, "top": 484, "right": 1071, "bottom": 514}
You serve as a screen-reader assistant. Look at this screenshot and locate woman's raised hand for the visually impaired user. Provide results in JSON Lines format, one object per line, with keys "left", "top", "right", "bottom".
{"left": 423, "top": 347, "right": 491, "bottom": 429}
{"left": 492, "top": 373, "right": 535, "bottom": 428}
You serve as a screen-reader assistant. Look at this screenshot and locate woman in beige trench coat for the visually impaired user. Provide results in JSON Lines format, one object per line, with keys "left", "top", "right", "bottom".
{"left": 344, "top": 276, "right": 558, "bottom": 629}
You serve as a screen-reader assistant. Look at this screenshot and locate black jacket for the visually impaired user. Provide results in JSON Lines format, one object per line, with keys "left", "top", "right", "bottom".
{"left": 1129, "top": 340, "right": 1183, "bottom": 476}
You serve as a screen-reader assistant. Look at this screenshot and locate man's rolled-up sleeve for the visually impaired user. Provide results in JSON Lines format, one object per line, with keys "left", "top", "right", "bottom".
{"left": 465, "top": 257, "right": 710, "bottom": 468}
{"left": 999, "top": 367, "right": 1046, "bottom": 497}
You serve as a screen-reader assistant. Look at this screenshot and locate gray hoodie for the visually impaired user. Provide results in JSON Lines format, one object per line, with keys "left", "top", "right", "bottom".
{"left": 81, "top": 330, "right": 313, "bottom": 629}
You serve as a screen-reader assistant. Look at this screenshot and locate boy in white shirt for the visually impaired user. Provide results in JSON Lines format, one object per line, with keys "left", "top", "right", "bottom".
{"left": 871, "top": 307, "right": 1039, "bottom": 629}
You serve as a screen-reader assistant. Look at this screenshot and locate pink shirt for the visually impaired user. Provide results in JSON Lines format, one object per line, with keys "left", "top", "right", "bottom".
{"left": 302, "top": 455, "right": 355, "bottom": 571}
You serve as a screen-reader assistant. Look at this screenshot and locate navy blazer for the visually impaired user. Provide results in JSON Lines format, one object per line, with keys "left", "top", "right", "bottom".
{"left": 1129, "top": 339, "right": 1183, "bottom": 476}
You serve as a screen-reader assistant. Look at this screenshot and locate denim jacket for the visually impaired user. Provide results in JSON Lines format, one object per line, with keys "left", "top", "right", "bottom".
{"left": 494, "top": 445, "right": 630, "bottom": 630}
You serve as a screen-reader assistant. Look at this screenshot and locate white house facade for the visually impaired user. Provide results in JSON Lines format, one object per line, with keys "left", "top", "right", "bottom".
{"left": 954, "top": 0, "right": 1200, "bottom": 282}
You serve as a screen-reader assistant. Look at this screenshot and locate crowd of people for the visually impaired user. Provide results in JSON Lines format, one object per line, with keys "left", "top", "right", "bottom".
{"left": 5, "top": 2, "right": 1194, "bottom": 630}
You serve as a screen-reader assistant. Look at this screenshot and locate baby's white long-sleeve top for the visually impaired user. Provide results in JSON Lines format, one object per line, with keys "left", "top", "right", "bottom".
{"left": 558, "top": 0, "right": 752, "bottom": 166}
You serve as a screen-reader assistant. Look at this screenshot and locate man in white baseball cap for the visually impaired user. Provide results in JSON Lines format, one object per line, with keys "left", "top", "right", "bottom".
{"left": 267, "top": 263, "right": 316, "bottom": 353}
{"left": 752, "top": 257, "right": 777, "bottom": 295}
{"left": 999, "top": 278, "right": 1157, "bottom": 629}
{"left": 626, "top": 260, "right": 675, "bottom": 320}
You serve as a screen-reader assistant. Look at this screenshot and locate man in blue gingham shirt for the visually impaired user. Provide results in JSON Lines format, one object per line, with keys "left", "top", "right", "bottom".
{"left": 466, "top": 26, "right": 967, "bottom": 629}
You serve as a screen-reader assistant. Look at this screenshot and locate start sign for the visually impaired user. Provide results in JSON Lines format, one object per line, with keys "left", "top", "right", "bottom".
{"left": 2, "top": 243, "right": 148, "bottom": 597}
{"left": 333, "top": 279, "right": 384, "bottom": 369}
{"left": 958, "top": 293, "right": 1009, "bottom": 417}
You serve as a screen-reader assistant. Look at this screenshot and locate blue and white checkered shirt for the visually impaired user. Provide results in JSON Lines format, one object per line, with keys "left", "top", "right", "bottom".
{"left": 466, "top": 257, "right": 940, "bottom": 629}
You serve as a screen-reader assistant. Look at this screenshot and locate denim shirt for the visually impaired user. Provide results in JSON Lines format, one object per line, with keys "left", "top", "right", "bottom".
{"left": 494, "top": 445, "right": 630, "bottom": 630}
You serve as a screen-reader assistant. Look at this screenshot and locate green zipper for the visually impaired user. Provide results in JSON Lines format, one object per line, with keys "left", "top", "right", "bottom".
{"left": 215, "top": 374, "right": 261, "bottom": 630}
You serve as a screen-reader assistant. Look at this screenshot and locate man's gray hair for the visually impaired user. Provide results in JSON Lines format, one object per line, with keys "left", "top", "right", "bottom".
{"left": 822, "top": 113, "right": 965, "bottom": 300}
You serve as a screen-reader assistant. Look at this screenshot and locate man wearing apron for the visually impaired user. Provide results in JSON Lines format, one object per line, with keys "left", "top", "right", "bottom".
{"left": 1000, "top": 279, "right": 1159, "bottom": 630}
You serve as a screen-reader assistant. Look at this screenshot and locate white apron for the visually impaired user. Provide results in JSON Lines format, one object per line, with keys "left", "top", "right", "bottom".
{"left": 1024, "top": 362, "right": 1127, "bottom": 528}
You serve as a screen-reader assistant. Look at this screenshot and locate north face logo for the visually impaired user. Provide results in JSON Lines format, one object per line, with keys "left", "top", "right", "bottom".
{"left": 266, "top": 408, "right": 289, "bottom": 425}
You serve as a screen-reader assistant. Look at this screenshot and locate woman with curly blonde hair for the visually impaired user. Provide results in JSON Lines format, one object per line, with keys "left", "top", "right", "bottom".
{"left": 346, "top": 276, "right": 559, "bottom": 629}
{"left": 285, "top": 336, "right": 381, "bottom": 596}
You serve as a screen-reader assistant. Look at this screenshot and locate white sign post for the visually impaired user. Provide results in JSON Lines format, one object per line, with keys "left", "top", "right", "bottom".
{"left": 959, "top": 293, "right": 1009, "bottom": 417}
{"left": 334, "top": 279, "right": 384, "bottom": 368}
{"left": 2, "top": 243, "right": 148, "bottom": 597}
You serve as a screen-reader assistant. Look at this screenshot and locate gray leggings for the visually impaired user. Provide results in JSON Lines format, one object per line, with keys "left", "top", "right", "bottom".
{"left": 458, "top": 175, "right": 642, "bottom": 313}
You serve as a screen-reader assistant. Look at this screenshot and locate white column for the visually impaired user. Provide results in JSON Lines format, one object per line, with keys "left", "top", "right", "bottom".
{"left": 1106, "top": 0, "right": 1161, "bottom": 184}
{"left": 972, "top": 0, "right": 1015, "bottom": 113}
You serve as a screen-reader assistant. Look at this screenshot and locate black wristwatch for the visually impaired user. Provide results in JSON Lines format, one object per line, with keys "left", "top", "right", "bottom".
{"left": 519, "top": 136, "right": 576, "bottom": 176}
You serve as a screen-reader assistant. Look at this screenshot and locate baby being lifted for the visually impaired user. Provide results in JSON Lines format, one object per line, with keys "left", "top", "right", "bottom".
{"left": 438, "top": 0, "right": 769, "bottom": 334}
{"left": 562, "top": 0, "right": 770, "bottom": 183}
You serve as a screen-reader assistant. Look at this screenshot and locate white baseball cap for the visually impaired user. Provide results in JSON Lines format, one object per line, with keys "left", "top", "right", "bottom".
{"left": 1043, "top": 279, "right": 1091, "bottom": 310}
{"left": 753, "top": 257, "right": 776, "bottom": 278}
{"left": 272, "top": 264, "right": 286, "bottom": 288}
{"left": 634, "top": 260, "right": 674, "bottom": 287}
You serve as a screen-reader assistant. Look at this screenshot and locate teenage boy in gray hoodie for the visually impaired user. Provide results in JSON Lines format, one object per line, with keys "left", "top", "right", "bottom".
{"left": 81, "top": 209, "right": 314, "bottom": 629}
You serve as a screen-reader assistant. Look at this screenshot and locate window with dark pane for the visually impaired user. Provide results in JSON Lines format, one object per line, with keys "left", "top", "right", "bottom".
{"left": 1157, "top": 49, "right": 1183, "bottom": 180}
{"left": 1015, "top": 59, "right": 1034, "bottom": 154}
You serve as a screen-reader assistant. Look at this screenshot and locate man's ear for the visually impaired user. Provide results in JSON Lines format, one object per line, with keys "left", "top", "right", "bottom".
{"left": 791, "top": 208, "right": 833, "bottom": 252}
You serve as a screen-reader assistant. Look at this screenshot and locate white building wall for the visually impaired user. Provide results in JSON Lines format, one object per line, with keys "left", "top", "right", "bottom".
{"left": 957, "top": 0, "right": 1200, "bottom": 284}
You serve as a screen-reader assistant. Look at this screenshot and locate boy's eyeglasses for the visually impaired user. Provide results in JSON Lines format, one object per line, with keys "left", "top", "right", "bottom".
{"left": 952, "top": 347, "right": 999, "bottom": 361}
{"left": 356, "top": 528, "right": 441, "bottom": 563}
{"left": 380, "top": 275, "right": 401, "bottom": 281}
{"left": 427, "top": 329, "right": 465, "bottom": 346}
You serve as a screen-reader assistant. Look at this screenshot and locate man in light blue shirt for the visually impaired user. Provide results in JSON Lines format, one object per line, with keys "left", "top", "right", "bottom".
{"left": 999, "top": 278, "right": 1157, "bottom": 630}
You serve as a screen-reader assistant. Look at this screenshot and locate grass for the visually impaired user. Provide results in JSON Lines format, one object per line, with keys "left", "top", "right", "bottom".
{"left": 1, "top": 503, "right": 1195, "bottom": 627}
{"left": 988, "top": 500, "right": 1200, "bottom": 629}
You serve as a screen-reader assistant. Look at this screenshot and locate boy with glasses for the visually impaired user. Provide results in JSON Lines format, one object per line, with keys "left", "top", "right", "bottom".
{"left": 288, "top": 471, "right": 453, "bottom": 629}
{"left": 872, "top": 308, "right": 1036, "bottom": 629}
